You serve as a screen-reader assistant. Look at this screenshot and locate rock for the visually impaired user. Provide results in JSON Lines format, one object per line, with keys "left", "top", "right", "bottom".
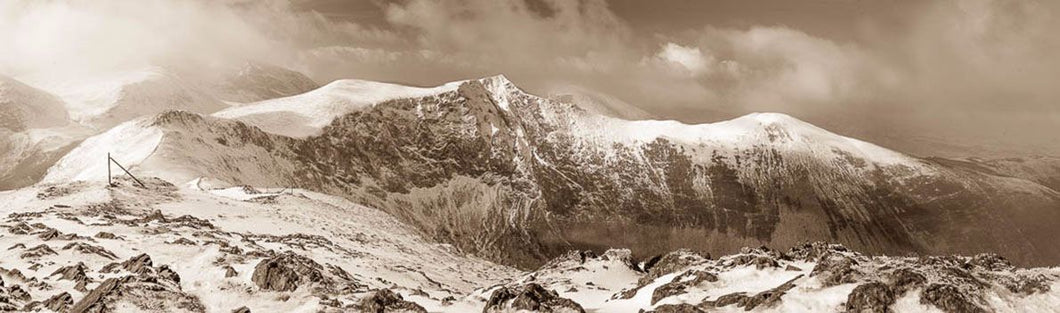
{"left": 966, "top": 254, "right": 1013, "bottom": 271}
{"left": 37, "top": 228, "right": 88, "bottom": 241}
{"left": 37, "top": 228, "right": 60, "bottom": 240}
{"left": 441, "top": 296, "right": 457, "bottom": 305}
{"left": 137, "top": 210, "right": 168, "bottom": 224}
{"left": 651, "top": 270, "right": 718, "bottom": 304}
{"left": 484, "top": 283, "right": 585, "bottom": 313}
{"left": 709, "top": 292, "right": 747, "bottom": 308}
{"left": 69, "top": 268, "right": 201, "bottom": 313}
{"left": 94, "top": 232, "right": 120, "bottom": 239}
{"left": 651, "top": 282, "right": 688, "bottom": 305}
{"left": 19, "top": 244, "right": 57, "bottom": 259}
{"left": 251, "top": 251, "right": 326, "bottom": 292}
{"left": 62, "top": 242, "right": 119, "bottom": 259}
{"left": 6, "top": 222, "right": 33, "bottom": 235}
{"left": 885, "top": 268, "right": 926, "bottom": 295}
{"left": 49, "top": 262, "right": 91, "bottom": 283}
{"left": 69, "top": 276, "right": 128, "bottom": 313}
{"left": 845, "top": 281, "right": 895, "bottom": 313}
{"left": 708, "top": 275, "right": 802, "bottom": 310}
{"left": 232, "top": 306, "right": 251, "bottom": 313}
{"left": 640, "top": 250, "right": 710, "bottom": 284}
{"left": 358, "top": 288, "right": 427, "bottom": 313}
{"left": 786, "top": 242, "right": 849, "bottom": 262}
{"left": 167, "top": 237, "right": 198, "bottom": 245}
{"left": 34, "top": 292, "right": 72, "bottom": 312}
{"left": 1004, "top": 273, "right": 1052, "bottom": 295}
{"left": 919, "top": 284, "right": 987, "bottom": 313}
{"left": 7, "top": 284, "right": 31, "bottom": 302}
{"left": 643, "top": 303, "right": 707, "bottom": 313}
{"left": 74, "top": 280, "right": 89, "bottom": 293}
{"left": 729, "top": 254, "right": 780, "bottom": 269}
{"left": 224, "top": 265, "right": 239, "bottom": 278}
{"left": 811, "top": 253, "right": 860, "bottom": 287}
{"left": 120, "top": 253, "right": 155, "bottom": 275}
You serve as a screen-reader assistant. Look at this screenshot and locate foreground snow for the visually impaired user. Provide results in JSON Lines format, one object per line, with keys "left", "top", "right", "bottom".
{"left": 0, "top": 178, "right": 517, "bottom": 312}
{"left": 1, "top": 179, "right": 1058, "bottom": 312}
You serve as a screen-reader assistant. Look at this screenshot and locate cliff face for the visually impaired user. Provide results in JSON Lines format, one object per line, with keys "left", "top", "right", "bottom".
{"left": 47, "top": 76, "right": 1060, "bottom": 269}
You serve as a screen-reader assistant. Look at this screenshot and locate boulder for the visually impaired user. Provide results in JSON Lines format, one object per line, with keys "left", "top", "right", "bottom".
{"left": 251, "top": 251, "right": 326, "bottom": 292}
{"left": 708, "top": 274, "right": 802, "bottom": 310}
{"left": 885, "top": 268, "right": 926, "bottom": 295}
{"left": 483, "top": 283, "right": 584, "bottom": 313}
{"left": 919, "top": 284, "right": 987, "bottom": 313}
{"left": 358, "top": 288, "right": 427, "bottom": 313}
{"left": 811, "top": 253, "right": 860, "bottom": 287}
{"left": 651, "top": 270, "right": 718, "bottom": 304}
{"left": 49, "top": 262, "right": 90, "bottom": 283}
{"left": 845, "top": 281, "right": 895, "bottom": 313}
{"left": 643, "top": 303, "right": 707, "bottom": 313}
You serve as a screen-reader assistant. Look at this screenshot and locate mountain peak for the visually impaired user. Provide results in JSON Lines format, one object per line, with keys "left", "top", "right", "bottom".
{"left": 476, "top": 74, "right": 520, "bottom": 111}
{"left": 479, "top": 74, "right": 514, "bottom": 86}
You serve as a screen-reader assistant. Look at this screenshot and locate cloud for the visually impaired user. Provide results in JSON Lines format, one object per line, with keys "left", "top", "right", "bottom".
{"left": 0, "top": 0, "right": 1055, "bottom": 156}
{"left": 651, "top": 43, "right": 712, "bottom": 76}
{"left": 0, "top": 0, "right": 394, "bottom": 84}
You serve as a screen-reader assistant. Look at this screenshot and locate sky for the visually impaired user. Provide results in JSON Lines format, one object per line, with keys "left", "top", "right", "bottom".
{"left": 0, "top": 0, "right": 1057, "bottom": 157}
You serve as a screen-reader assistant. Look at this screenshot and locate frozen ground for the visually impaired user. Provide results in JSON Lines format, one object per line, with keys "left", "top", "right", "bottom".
{"left": 1, "top": 177, "right": 1057, "bottom": 312}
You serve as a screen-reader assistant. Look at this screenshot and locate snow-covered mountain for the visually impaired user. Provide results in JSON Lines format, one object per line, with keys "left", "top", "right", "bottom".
{"left": 40, "top": 75, "right": 1060, "bottom": 272}
{"left": 0, "top": 63, "right": 324, "bottom": 191}
{"left": 48, "top": 67, "right": 228, "bottom": 130}
{"left": 213, "top": 79, "right": 463, "bottom": 138}
{"left": 0, "top": 76, "right": 71, "bottom": 132}
{"left": 0, "top": 76, "right": 90, "bottom": 190}
{"left": 210, "top": 62, "right": 320, "bottom": 103}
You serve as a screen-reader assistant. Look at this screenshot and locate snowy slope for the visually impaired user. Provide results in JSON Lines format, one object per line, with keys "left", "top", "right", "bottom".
{"left": 0, "top": 178, "right": 1056, "bottom": 312}
{"left": 481, "top": 244, "right": 1060, "bottom": 313}
{"left": 546, "top": 83, "right": 655, "bottom": 120}
{"left": 0, "top": 178, "right": 517, "bottom": 312}
{"left": 213, "top": 79, "right": 462, "bottom": 138}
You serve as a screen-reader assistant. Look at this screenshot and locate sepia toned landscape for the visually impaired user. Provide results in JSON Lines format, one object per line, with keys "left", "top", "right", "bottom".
{"left": 1, "top": 1, "right": 1059, "bottom": 312}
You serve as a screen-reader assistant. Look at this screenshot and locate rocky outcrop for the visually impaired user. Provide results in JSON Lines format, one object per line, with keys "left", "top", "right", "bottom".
{"left": 706, "top": 274, "right": 802, "bottom": 310}
{"left": 651, "top": 270, "right": 718, "bottom": 304}
{"left": 812, "top": 253, "right": 861, "bottom": 287}
{"left": 70, "top": 254, "right": 200, "bottom": 313}
{"left": 19, "top": 244, "right": 56, "bottom": 259}
{"left": 643, "top": 303, "right": 707, "bottom": 313}
{"left": 25, "top": 292, "right": 72, "bottom": 312}
{"left": 63, "top": 242, "right": 118, "bottom": 259}
{"left": 844, "top": 282, "right": 895, "bottom": 313}
{"left": 357, "top": 289, "right": 427, "bottom": 313}
{"left": 919, "top": 284, "right": 988, "bottom": 313}
{"left": 483, "top": 283, "right": 585, "bottom": 313}
{"left": 251, "top": 251, "right": 327, "bottom": 292}
{"left": 50, "top": 262, "right": 91, "bottom": 283}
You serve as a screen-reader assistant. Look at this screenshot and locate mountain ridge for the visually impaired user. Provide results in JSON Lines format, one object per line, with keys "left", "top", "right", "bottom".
{"left": 38, "top": 75, "right": 1060, "bottom": 270}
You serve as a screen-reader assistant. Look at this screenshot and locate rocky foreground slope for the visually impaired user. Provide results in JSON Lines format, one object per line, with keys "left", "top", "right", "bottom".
{"left": 41, "top": 75, "right": 1060, "bottom": 269}
{"left": 0, "top": 179, "right": 1058, "bottom": 312}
